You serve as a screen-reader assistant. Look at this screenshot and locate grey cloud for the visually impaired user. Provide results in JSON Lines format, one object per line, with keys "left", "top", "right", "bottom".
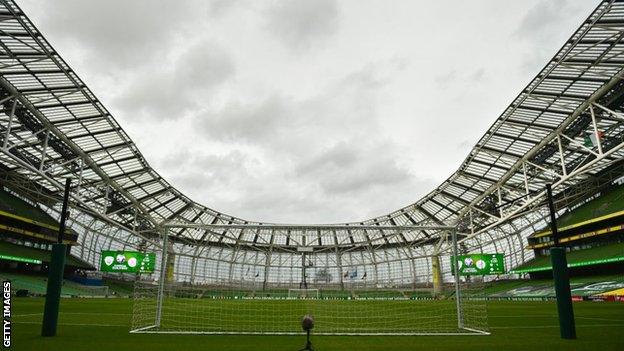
{"left": 456, "top": 140, "right": 473, "bottom": 151}
{"left": 161, "top": 150, "right": 254, "bottom": 192}
{"left": 295, "top": 141, "right": 416, "bottom": 195}
{"left": 435, "top": 68, "right": 484, "bottom": 89}
{"left": 171, "top": 153, "right": 435, "bottom": 223}
{"left": 470, "top": 68, "right": 485, "bottom": 82}
{"left": 515, "top": 0, "right": 575, "bottom": 40}
{"left": 296, "top": 141, "right": 358, "bottom": 174}
{"left": 264, "top": 0, "right": 340, "bottom": 51}
{"left": 321, "top": 164, "right": 410, "bottom": 195}
{"left": 197, "top": 96, "right": 292, "bottom": 143}
{"left": 514, "top": 0, "right": 583, "bottom": 73}
{"left": 184, "top": 61, "right": 409, "bottom": 219}
{"left": 155, "top": 149, "right": 332, "bottom": 222}
{"left": 161, "top": 60, "right": 425, "bottom": 222}
{"left": 197, "top": 63, "right": 389, "bottom": 150}
{"left": 208, "top": 0, "right": 242, "bottom": 17}
{"left": 434, "top": 69, "right": 457, "bottom": 89}
{"left": 113, "top": 74, "right": 190, "bottom": 122}
{"left": 113, "top": 40, "right": 235, "bottom": 121}
{"left": 229, "top": 187, "right": 326, "bottom": 222}
{"left": 174, "top": 41, "right": 235, "bottom": 90}
{"left": 34, "top": 0, "right": 199, "bottom": 69}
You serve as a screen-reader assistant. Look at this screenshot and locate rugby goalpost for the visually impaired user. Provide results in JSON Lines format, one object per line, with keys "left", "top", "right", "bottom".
{"left": 130, "top": 223, "right": 489, "bottom": 335}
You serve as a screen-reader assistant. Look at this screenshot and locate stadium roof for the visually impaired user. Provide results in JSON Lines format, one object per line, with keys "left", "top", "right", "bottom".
{"left": 1, "top": 0, "right": 624, "bottom": 252}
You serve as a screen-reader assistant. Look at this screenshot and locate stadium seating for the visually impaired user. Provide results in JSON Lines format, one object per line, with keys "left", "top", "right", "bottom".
{"left": 0, "top": 188, "right": 59, "bottom": 228}
{"left": 484, "top": 274, "right": 624, "bottom": 299}
{"left": 102, "top": 277, "right": 135, "bottom": 296}
{"left": 0, "top": 240, "right": 92, "bottom": 269}
{"left": 0, "top": 271, "right": 113, "bottom": 297}
{"left": 513, "top": 242, "right": 624, "bottom": 273}
{"left": 556, "top": 185, "right": 624, "bottom": 228}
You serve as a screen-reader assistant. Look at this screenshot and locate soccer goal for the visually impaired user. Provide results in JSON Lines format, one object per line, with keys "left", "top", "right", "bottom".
{"left": 288, "top": 289, "right": 319, "bottom": 299}
{"left": 131, "top": 225, "right": 489, "bottom": 335}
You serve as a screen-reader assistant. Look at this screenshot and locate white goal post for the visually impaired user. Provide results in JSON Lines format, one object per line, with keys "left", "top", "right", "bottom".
{"left": 130, "top": 224, "right": 489, "bottom": 335}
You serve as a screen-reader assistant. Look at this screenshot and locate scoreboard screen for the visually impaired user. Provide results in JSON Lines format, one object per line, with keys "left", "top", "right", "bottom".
{"left": 100, "top": 251, "right": 155, "bottom": 273}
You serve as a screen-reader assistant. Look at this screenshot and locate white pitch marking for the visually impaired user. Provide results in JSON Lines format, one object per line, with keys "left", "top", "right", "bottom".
{"left": 491, "top": 323, "right": 624, "bottom": 329}
{"left": 13, "top": 321, "right": 127, "bottom": 328}
{"left": 576, "top": 316, "right": 624, "bottom": 322}
{"left": 12, "top": 313, "right": 43, "bottom": 317}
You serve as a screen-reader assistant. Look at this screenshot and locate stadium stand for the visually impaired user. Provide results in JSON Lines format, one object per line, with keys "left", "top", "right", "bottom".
{"left": 0, "top": 186, "right": 93, "bottom": 276}
{"left": 485, "top": 274, "right": 624, "bottom": 301}
{"left": 494, "top": 182, "right": 624, "bottom": 302}
{"left": 0, "top": 271, "right": 109, "bottom": 297}
{"left": 0, "top": 185, "right": 117, "bottom": 297}
{"left": 512, "top": 243, "right": 624, "bottom": 274}
{"left": 100, "top": 277, "right": 135, "bottom": 296}
{"left": 0, "top": 188, "right": 77, "bottom": 244}
{"left": 0, "top": 240, "right": 91, "bottom": 269}
{"left": 511, "top": 182, "right": 624, "bottom": 279}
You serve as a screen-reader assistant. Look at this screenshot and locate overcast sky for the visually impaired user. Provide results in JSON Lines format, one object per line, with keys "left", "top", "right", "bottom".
{"left": 20, "top": 0, "right": 597, "bottom": 223}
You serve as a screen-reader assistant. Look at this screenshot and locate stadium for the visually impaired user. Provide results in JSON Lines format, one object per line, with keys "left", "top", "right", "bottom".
{"left": 0, "top": 0, "right": 623, "bottom": 350}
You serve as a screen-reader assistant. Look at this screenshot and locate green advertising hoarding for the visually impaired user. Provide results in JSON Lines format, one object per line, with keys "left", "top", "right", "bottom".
{"left": 452, "top": 253, "right": 505, "bottom": 275}
{"left": 100, "top": 251, "right": 155, "bottom": 273}
{"left": 0, "top": 254, "right": 42, "bottom": 264}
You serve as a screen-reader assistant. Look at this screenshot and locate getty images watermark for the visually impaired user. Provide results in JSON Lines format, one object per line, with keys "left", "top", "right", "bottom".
{"left": 2, "top": 281, "right": 10, "bottom": 348}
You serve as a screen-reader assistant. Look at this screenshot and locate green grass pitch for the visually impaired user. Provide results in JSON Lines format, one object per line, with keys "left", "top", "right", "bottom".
{"left": 152, "top": 298, "right": 477, "bottom": 334}
{"left": 10, "top": 298, "right": 624, "bottom": 351}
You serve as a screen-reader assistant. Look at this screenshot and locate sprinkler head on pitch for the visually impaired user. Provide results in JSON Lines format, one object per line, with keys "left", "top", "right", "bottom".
{"left": 301, "top": 314, "right": 314, "bottom": 331}
{"left": 299, "top": 315, "right": 315, "bottom": 351}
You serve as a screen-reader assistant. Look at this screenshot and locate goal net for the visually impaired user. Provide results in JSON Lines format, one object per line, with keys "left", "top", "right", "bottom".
{"left": 131, "top": 228, "right": 489, "bottom": 335}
